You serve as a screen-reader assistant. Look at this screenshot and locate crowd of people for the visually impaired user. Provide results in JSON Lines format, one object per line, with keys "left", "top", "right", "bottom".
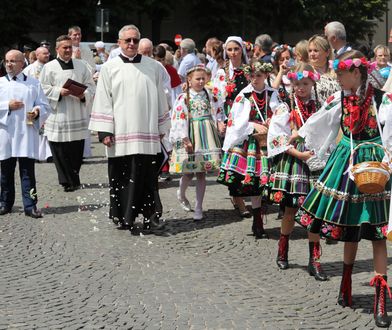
{"left": 2, "top": 20, "right": 392, "bottom": 327}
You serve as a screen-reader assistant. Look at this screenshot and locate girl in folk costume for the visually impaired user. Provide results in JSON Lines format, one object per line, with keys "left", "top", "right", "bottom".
{"left": 217, "top": 59, "right": 279, "bottom": 238}
{"left": 169, "top": 65, "right": 223, "bottom": 220}
{"left": 213, "top": 36, "right": 250, "bottom": 217}
{"left": 291, "top": 50, "right": 392, "bottom": 328}
{"left": 268, "top": 63, "right": 327, "bottom": 281}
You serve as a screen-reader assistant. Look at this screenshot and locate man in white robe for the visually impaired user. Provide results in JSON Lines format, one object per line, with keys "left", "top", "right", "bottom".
{"left": 24, "top": 47, "right": 52, "bottom": 161}
{"left": 89, "top": 24, "right": 170, "bottom": 232}
{"left": 39, "top": 35, "right": 95, "bottom": 192}
{"left": 0, "top": 50, "right": 50, "bottom": 218}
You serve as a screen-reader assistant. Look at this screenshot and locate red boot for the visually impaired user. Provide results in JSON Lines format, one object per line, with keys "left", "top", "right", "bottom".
{"left": 337, "top": 263, "right": 353, "bottom": 307}
{"left": 370, "top": 275, "right": 392, "bottom": 328}
{"left": 252, "top": 207, "right": 268, "bottom": 239}
{"left": 308, "top": 242, "right": 328, "bottom": 281}
{"left": 276, "top": 234, "right": 289, "bottom": 269}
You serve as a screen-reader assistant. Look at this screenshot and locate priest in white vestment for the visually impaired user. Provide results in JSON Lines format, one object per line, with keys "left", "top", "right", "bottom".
{"left": 0, "top": 50, "right": 50, "bottom": 218}
{"left": 39, "top": 35, "right": 95, "bottom": 192}
{"left": 89, "top": 24, "right": 170, "bottom": 232}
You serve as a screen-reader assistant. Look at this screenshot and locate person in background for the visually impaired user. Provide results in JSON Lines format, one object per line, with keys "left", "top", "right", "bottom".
{"left": 138, "top": 38, "right": 153, "bottom": 57}
{"left": 68, "top": 25, "right": 95, "bottom": 74}
{"left": 29, "top": 51, "right": 37, "bottom": 64}
{"left": 177, "top": 38, "right": 201, "bottom": 82}
{"left": 324, "top": 21, "right": 352, "bottom": 57}
{"left": 294, "top": 40, "right": 309, "bottom": 63}
{"left": 254, "top": 34, "right": 273, "bottom": 63}
{"left": 373, "top": 45, "right": 391, "bottom": 86}
{"left": 205, "top": 37, "right": 221, "bottom": 78}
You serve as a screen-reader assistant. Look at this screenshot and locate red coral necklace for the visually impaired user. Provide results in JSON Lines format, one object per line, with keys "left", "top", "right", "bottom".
{"left": 343, "top": 84, "right": 373, "bottom": 134}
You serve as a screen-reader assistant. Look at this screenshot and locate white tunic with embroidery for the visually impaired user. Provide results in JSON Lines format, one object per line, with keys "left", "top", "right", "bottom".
{"left": 0, "top": 73, "right": 50, "bottom": 160}
{"left": 89, "top": 55, "right": 170, "bottom": 157}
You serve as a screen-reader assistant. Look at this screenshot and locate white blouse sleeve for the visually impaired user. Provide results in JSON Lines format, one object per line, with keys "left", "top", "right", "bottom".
{"left": 222, "top": 94, "right": 254, "bottom": 151}
{"left": 378, "top": 93, "right": 392, "bottom": 163}
{"left": 298, "top": 91, "right": 342, "bottom": 159}
{"left": 169, "top": 93, "right": 189, "bottom": 143}
{"left": 212, "top": 69, "right": 227, "bottom": 114}
{"left": 267, "top": 102, "right": 292, "bottom": 157}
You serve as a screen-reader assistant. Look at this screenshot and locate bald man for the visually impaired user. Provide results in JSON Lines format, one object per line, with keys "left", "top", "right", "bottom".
{"left": 0, "top": 50, "right": 50, "bottom": 218}
{"left": 23, "top": 47, "right": 50, "bottom": 79}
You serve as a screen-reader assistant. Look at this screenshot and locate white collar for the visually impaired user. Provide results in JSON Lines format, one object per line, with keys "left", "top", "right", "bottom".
{"left": 8, "top": 72, "right": 24, "bottom": 81}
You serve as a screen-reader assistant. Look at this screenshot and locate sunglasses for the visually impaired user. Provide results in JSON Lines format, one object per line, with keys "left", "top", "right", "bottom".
{"left": 121, "top": 38, "right": 140, "bottom": 44}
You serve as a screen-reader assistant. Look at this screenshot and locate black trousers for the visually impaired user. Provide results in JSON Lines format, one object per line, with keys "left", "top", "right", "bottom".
{"left": 49, "top": 140, "right": 84, "bottom": 188}
{"left": 0, "top": 157, "right": 37, "bottom": 211}
{"left": 108, "top": 154, "right": 161, "bottom": 227}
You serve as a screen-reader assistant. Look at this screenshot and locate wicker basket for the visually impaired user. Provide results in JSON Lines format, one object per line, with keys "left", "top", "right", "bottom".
{"left": 252, "top": 132, "right": 267, "bottom": 147}
{"left": 350, "top": 142, "right": 391, "bottom": 194}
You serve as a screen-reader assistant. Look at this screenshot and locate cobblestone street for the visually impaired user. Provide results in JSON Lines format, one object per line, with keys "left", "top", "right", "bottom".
{"left": 1, "top": 137, "right": 391, "bottom": 329}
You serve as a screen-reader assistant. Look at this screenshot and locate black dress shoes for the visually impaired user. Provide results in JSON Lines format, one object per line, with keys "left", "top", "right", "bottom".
{"left": 0, "top": 207, "right": 11, "bottom": 215}
{"left": 25, "top": 208, "right": 43, "bottom": 218}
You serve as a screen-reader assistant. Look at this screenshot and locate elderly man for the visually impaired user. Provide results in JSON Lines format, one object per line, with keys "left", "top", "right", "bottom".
{"left": 138, "top": 38, "right": 153, "bottom": 57}
{"left": 39, "top": 35, "right": 95, "bottom": 192}
{"left": 324, "top": 21, "right": 352, "bottom": 56}
{"left": 89, "top": 24, "right": 170, "bottom": 232}
{"left": 0, "top": 50, "right": 50, "bottom": 217}
{"left": 254, "top": 34, "right": 273, "bottom": 63}
{"left": 177, "top": 38, "right": 201, "bottom": 82}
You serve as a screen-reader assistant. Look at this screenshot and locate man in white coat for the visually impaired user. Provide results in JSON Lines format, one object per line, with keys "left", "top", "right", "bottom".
{"left": 39, "top": 35, "right": 95, "bottom": 192}
{"left": 89, "top": 24, "right": 170, "bottom": 232}
{"left": 0, "top": 50, "right": 50, "bottom": 218}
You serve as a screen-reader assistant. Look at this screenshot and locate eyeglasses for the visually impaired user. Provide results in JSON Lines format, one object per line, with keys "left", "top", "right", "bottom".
{"left": 120, "top": 38, "right": 140, "bottom": 44}
{"left": 5, "top": 60, "right": 23, "bottom": 64}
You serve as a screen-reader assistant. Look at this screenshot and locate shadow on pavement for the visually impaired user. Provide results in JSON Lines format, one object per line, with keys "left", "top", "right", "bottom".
{"left": 42, "top": 203, "right": 108, "bottom": 215}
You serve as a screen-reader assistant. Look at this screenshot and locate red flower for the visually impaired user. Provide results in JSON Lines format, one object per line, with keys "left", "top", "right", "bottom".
{"left": 204, "top": 162, "right": 213, "bottom": 171}
{"left": 227, "top": 119, "right": 233, "bottom": 127}
{"left": 269, "top": 175, "right": 275, "bottom": 183}
{"left": 300, "top": 213, "right": 312, "bottom": 226}
{"left": 297, "top": 196, "right": 305, "bottom": 206}
{"left": 338, "top": 62, "right": 347, "bottom": 70}
{"left": 219, "top": 75, "right": 225, "bottom": 81}
{"left": 360, "top": 57, "right": 368, "bottom": 65}
{"left": 243, "top": 174, "right": 252, "bottom": 184}
{"left": 213, "top": 87, "right": 219, "bottom": 95}
{"left": 225, "top": 83, "right": 236, "bottom": 95}
{"left": 272, "top": 139, "right": 279, "bottom": 146}
{"left": 176, "top": 105, "right": 183, "bottom": 111}
{"left": 330, "top": 226, "right": 342, "bottom": 240}
{"left": 180, "top": 112, "right": 186, "bottom": 119}
{"left": 260, "top": 175, "right": 268, "bottom": 185}
{"left": 274, "top": 191, "right": 284, "bottom": 203}
{"left": 382, "top": 225, "right": 388, "bottom": 238}
{"left": 326, "top": 95, "right": 335, "bottom": 104}
{"left": 235, "top": 95, "right": 242, "bottom": 103}
{"left": 343, "top": 116, "right": 351, "bottom": 127}
{"left": 368, "top": 117, "right": 377, "bottom": 129}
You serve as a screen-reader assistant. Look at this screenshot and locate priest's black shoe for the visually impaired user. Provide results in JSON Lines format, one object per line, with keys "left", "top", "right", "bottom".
{"left": 0, "top": 207, "right": 11, "bottom": 215}
{"left": 25, "top": 208, "right": 43, "bottom": 218}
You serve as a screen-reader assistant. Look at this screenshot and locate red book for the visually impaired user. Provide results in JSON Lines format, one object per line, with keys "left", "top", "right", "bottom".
{"left": 63, "top": 78, "right": 87, "bottom": 96}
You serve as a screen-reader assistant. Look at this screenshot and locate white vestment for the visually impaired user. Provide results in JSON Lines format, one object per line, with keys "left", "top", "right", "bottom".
{"left": 0, "top": 73, "right": 50, "bottom": 160}
{"left": 39, "top": 58, "right": 95, "bottom": 142}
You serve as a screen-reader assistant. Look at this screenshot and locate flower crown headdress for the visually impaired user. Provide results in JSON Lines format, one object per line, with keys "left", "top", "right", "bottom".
{"left": 329, "top": 57, "right": 376, "bottom": 74}
{"left": 287, "top": 70, "right": 320, "bottom": 82}
{"left": 271, "top": 44, "right": 293, "bottom": 64}
{"left": 243, "top": 61, "right": 273, "bottom": 75}
{"left": 186, "top": 64, "right": 208, "bottom": 76}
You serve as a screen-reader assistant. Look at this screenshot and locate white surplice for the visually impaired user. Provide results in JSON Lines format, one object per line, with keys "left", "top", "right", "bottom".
{"left": 0, "top": 73, "right": 50, "bottom": 160}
